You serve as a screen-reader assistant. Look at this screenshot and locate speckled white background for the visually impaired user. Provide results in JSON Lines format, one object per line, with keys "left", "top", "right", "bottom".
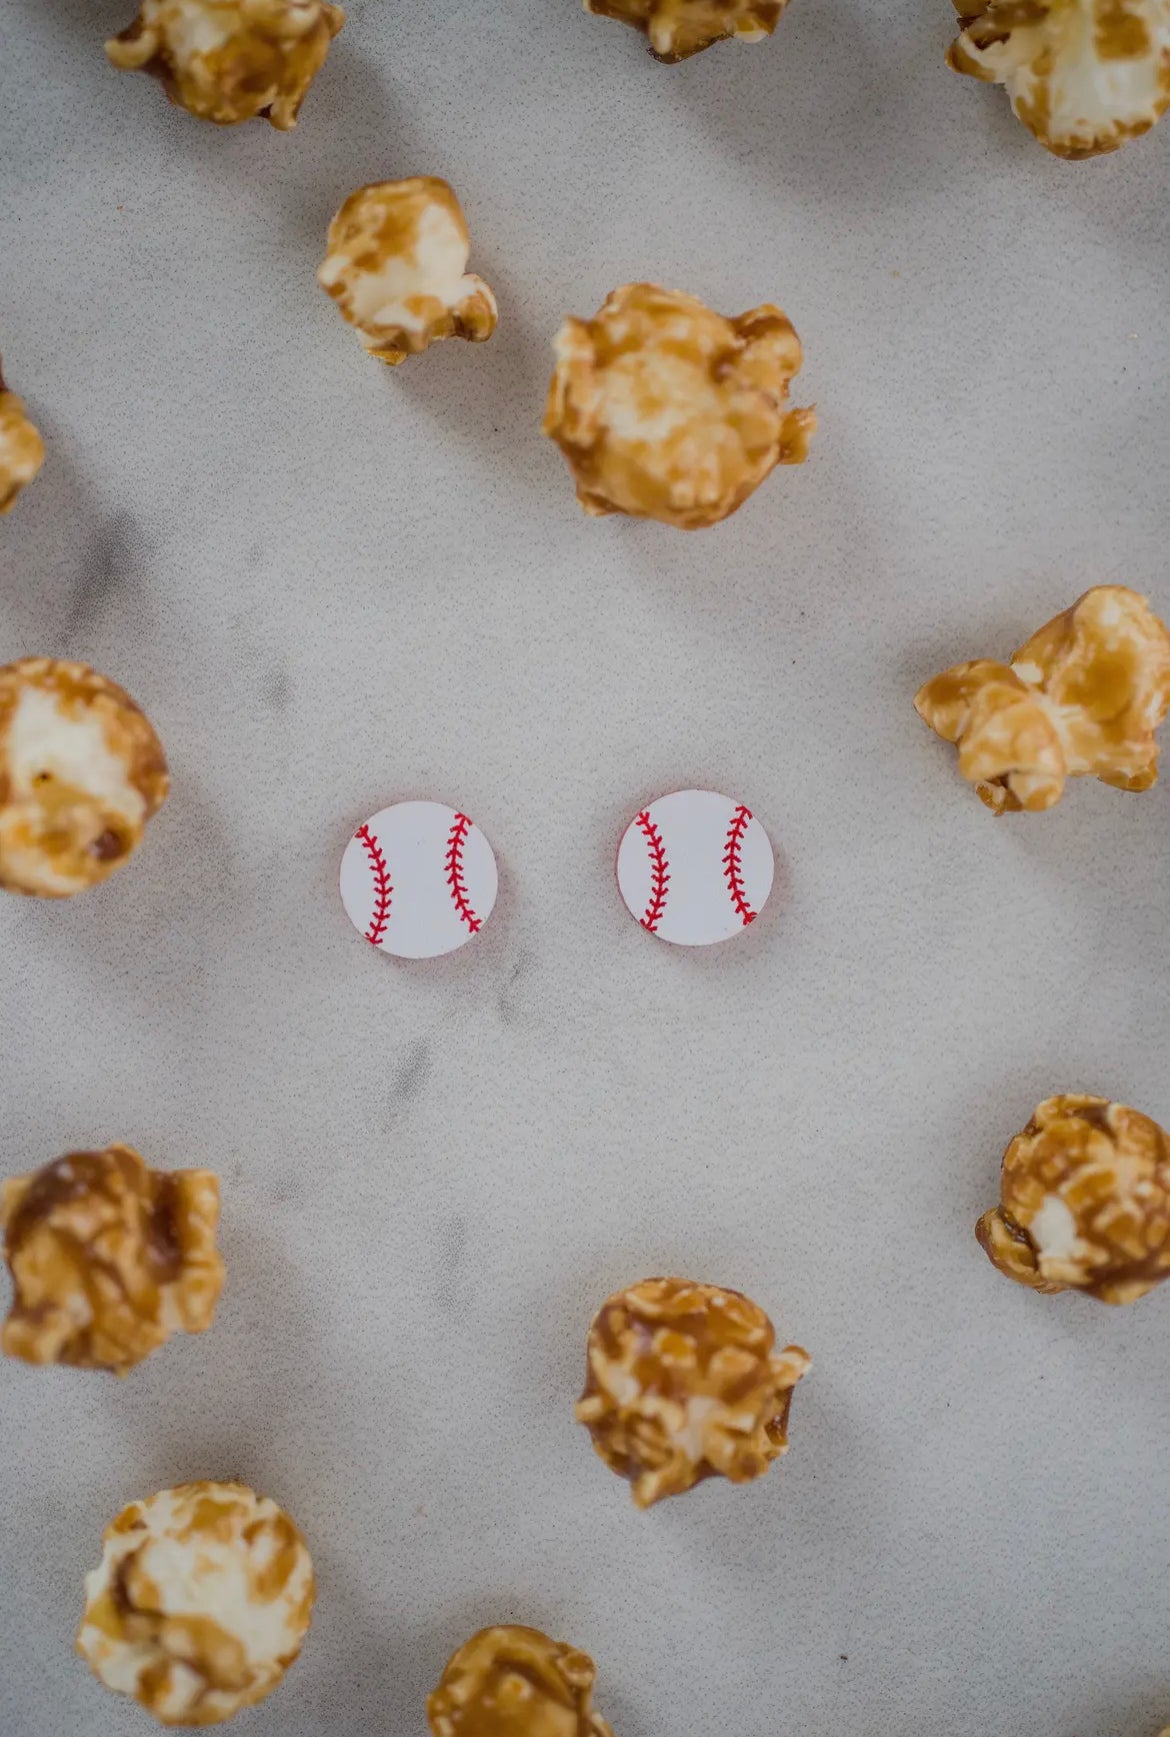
{"left": 1, "top": 2, "right": 1169, "bottom": 1733}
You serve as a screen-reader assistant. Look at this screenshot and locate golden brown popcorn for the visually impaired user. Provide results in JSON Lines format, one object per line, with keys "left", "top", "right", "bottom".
{"left": 0, "top": 358, "right": 45, "bottom": 515}
{"left": 0, "top": 657, "right": 168, "bottom": 897}
{"left": 318, "top": 178, "right": 498, "bottom": 366}
{"left": 77, "top": 1481, "right": 314, "bottom": 1726}
{"left": 1, "top": 1145, "right": 224, "bottom": 1374}
{"left": 977, "top": 1095, "right": 1170, "bottom": 1305}
{"left": 428, "top": 1625, "right": 615, "bottom": 1737}
{"left": 544, "top": 283, "right": 815, "bottom": 531}
{"left": 915, "top": 586, "right": 1170, "bottom": 813}
{"left": 948, "top": 0, "right": 1170, "bottom": 159}
{"left": 576, "top": 1276, "right": 810, "bottom": 1508}
{"left": 585, "top": 0, "right": 788, "bottom": 61}
{"left": 106, "top": 0, "right": 344, "bottom": 130}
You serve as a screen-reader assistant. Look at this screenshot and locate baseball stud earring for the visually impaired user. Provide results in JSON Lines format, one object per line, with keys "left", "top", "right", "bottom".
{"left": 616, "top": 789, "right": 775, "bottom": 945}
{"left": 340, "top": 801, "right": 498, "bottom": 959}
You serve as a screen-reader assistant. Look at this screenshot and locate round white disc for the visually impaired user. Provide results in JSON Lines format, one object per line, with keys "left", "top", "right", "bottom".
{"left": 616, "top": 789, "right": 774, "bottom": 946}
{"left": 340, "top": 801, "right": 498, "bottom": 960}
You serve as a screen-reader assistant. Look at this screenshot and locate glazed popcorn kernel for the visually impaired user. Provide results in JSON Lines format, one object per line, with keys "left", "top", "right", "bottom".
{"left": 948, "top": 0, "right": 1170, "bottom": 158}
{"left": 576, "top": 1276, "right": 811, "bottom": 1508}
{"left": 106, "top": 0, "right": 344, "bottom": 130}
{"left": 1, "top": 1145, "right": 224, "bottom": 1374}
{"left": 318, "top": 177, "right": 498, "bottom": 366}
{"left": 585, "top": 0, "right": 788, "bottom": 61}
{"left": 0, "top": 359, "right": 45, "bottom": 515}
{"left": 77, "top": 1482, "right": 314, "bottom": 1726}
{"left": 915, "top": 586, "right": 1170, "bottom": 813}
{"left": 978, "top": 1096, "right": 1170, "bottom": 1305}
{"left": 543, "top": 282, "right": 815, "bottom": 530}
{"left": 0, "top": 657, "right": 168, "bottom": 897}
{"left": 428, "top": 1625, "right": 615, "bottom": 1737}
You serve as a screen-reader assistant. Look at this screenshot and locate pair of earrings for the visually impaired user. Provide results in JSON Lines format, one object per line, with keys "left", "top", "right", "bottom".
{"left": 339, "top": 790, "right": 777, "bottom": 960}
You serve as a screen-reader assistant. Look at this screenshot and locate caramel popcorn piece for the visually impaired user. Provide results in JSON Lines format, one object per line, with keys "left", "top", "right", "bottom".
{"left": 318, "top": 178, "right": 498, "bottom": 366}
{"left": 0, "top": 358, "right": 45, "bottom": 515}
{"left": 0, "top": 657, "right": 168, "bottom": 897}
{"left": 106, "top": 0, "right": 344, "bottom": 130}
{"left": 1, "top": 1145, "right": 224, "bottom": 1373}
{"left": 544, "top": 283, "right": 815, "bottom": 531}
{"left": 948, "top": 0, "right": 1170, "bottom": 158}
{"left": 428, "top": 1625, "right": 615, "bottom": 1737}
{"left": 977, "top": 1095, "right": 1170, "bottom": 1305}
{"left": 77, "top": 1481, "right": 314, "bottom": 1726}
{"left": 915, "top": 586, "right": 1170, "bottom": 813}
{"left": 576, "top": 1276, "right": 810, "bottom": 1508}
{"left": 585, "top": 0, "right": 788, "bottom": 60}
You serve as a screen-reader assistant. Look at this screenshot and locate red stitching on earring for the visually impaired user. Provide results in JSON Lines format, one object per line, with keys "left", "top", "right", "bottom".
{"left": 356, "top": 824, "right": 392, "bottom": 945}
{"left": 445, "top": 812, "right": 481, "bottom": 932}
{"left": 723, "top": 804, "right": 756, "bottom": 926}
{"left": 636, "top": 810, "right": 670, "bottom": 932}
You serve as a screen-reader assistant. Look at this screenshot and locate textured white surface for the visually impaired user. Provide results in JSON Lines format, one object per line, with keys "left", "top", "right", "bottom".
{"left": 1, "top": 3, "right": 1169, "bottom": 1735}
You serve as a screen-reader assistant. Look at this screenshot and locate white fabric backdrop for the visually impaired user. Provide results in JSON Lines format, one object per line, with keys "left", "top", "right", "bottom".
{"left": 1, "top": 2, "right": 1169, "bottom": 1733}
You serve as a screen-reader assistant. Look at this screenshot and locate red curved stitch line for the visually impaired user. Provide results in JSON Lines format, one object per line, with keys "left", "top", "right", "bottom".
{"left": 722, "top": 804, "right": 756, "bottom": 926}
{"left": 355, "top": 824, "right": 393, "bottom": 946}
{"left": 636, "top": 810, "right": 670, "bottom": 932}
{"left": 445, "top": 813, "right": 481, "bottom": 933}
